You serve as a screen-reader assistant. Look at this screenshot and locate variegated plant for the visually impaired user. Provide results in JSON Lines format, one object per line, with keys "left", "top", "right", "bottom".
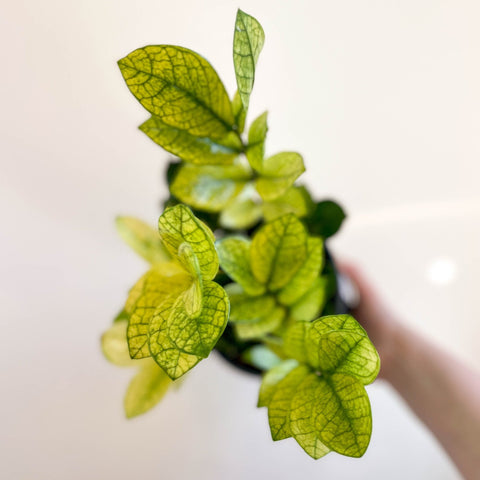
{"left": 102, "top": 9, "right": 380, "bottom": 459}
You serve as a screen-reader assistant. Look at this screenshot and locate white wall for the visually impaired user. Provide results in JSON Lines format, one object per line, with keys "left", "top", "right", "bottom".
{"left": 1, "top": 1, "right": 479, "bottom": 478}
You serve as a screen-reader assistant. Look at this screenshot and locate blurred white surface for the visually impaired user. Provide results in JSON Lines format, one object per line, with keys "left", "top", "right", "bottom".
{"left": 1, "top": 0, "right": 479, "bottom": 478}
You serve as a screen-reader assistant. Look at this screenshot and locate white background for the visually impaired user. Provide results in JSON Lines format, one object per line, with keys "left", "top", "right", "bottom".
{"left": 1, "top": 1, "right": 479, "bottom": 478}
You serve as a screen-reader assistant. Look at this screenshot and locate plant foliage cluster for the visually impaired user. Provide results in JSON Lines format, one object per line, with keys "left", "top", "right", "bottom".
{"left": 102, "top": 9, "right": 380, "bottom": 459}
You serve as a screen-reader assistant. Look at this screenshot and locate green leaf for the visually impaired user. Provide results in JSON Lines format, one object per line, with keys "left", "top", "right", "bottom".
{"left": 158, "top": 205, "right": 219, "bottom": 281}
{"left": 307, "top": 200, "right": 346, "bottom": 238}
{"left": 289, "top": 374, "right": 331, "bottom": 459}
{"left": 246, "top": 111, "right": 268, "bottom": 171}
{"left": 255, "top": 152, "right": 305, "bottom": 201}
{"left": 232, "top": 91, "right": 246, "bottom": 134}
{"left": 126, "top": 268, "right": 191, "bottom": 359}
{"left": 262, "top": 186, "right": 314, "bottom": 222}
{"left": 118, "top": 45, "right": 234, "bottom": 139}
{"left": 242, "top": 345, "right": 282, "bottom": 372}
{"left": 219, "top": 198, "right": 262, "bottom": 230}
{"left": 139, "top": 116, "right": 241, "bottom": 165}
{"left": 284, "top": 315, "right": 380, "bottom": 385}
{"left": 291, "top": 373, "right": 372, "bottom": 457}
{"left": 170, "top": 164, "right": 250, "bottom": 213}
{"left": 258, "top": 359, "right": 299, "bottom": 407}
{"left": 124, "top": 359, "right": 172, "bottom": 418}
{"left": 250, "top": 214, "right": 308, "bottom": 291}
{"left": 235, "top": 306, "right": 285, "bottom": 341}
{"left": 267, "top": 365, "right": 310, "bottom": 440}
{"left": 289, "top": 276, "right": 328, "bottom": 321}
{"left": 101, "top": 320, "right": 133, "bottom": 367}
{"left": 305, "top": 315, "right": 380, "bottom": 384}
{"left": 227, "top": 289, "right": 275, "bottom": 323}
{"left": 116, "top": 216, "right": 170, "bottom": 264}
{"left": 148, "top": 281, "right": 229, "bottom": 378}
{"left": 277, "top": 237, "right": 324, "bottom": 305}
{"left": 233, "top": 9, "right": 265, "bottom": 111}
{"left": 216, "top": 237, "right": 265, "bottom": 295}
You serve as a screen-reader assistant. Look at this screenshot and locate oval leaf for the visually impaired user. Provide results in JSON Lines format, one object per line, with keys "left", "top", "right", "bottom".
{"left": 250, "top": 214, "right": 308, "bottom": 291}
{"left": 118, "top": 45, "right": 234, "bottom": 139}
{"left": 233, "top": 9, "right": 265, "bottom": 110}
{"left": 116, "top": 216, "right": 170, "bottom": 264}
{"left": 140, "top": 116, "right": 241, "bottom": 165}
{"left": 158, "top": 205, "right": 219, "bottom": 281}
{"left": 124, "top": 360, "right": 172, "bottom": 418}
{"left": 216, "top": 237, "right": 265, "bottom": 295}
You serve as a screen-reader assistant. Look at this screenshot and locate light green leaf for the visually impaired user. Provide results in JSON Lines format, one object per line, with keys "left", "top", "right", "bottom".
{"left": 267, "top": 365, "right": 310, "bottom": 440}
{"left": 139, "top": 116, "right": 241, "bottom": 165}
{"left": 116, "top": 216, "right": 170, "bottom": 264}
{"left": 250, "top": 214, "right": 308, "bottom": 291}
{"left": 118, "top": 45, "right": 234, "bottom": 139}
{"left": 124, "top": 359, "right": 172, "bottom": 418}
{"left": 291, "top": 373, "right": 372, "bottom": 457}
{"left": 148, "top": 281, "right": 229, "bottom": 378}
{"left": 289, "top": 374, "right": 331, "bottom": 459}
{"left": 147, "top": 298, "right": 202, "bottom": 379}
{"left": 289, "top": 276, "right": 328, "bottom": 322}
{"left": 258, "top": 359, "right": 299, "bottom": 407}
{"left": 255, "top": 152, "right": 305, "bottom": 201}
{"left": 228, "top": 290, "right": 275, "bottom": 323}
{"left": 158, "top": 205, "right": 219, "bottom": 281}
{"left": 233, "top": 9, "right": 265, "bottom": 111}
{"left": 282, "top": 321, "right": 309, "bottom": 365}
{"left": 235, "top": 306, "right": 285, "bottom": 341}
{"left": 305, "top": 315, "right": 380, "bottom": 385}
{"left": 263, "top": 186, "right": 314, "bottom": 222}
{"left": 232, "top": 91, "right": 246, "bottom": 134}
{"left": 126, "top": 268, "right": 191, "bottom": 359}
{"left": 242, "top": 345, "right": 282, "bottom": 372}
{"left": 216, "top": 237, "right": 265, "bottom": 295}
{"left": 246, "top": 111, "right": 268, "bottom": 171}
{"left": 277, "top": 237, "right": 324, "bottom": 306}
{"left": 101, "top": 320, "right": 133, "bottom": 367}
{"left": 170, "top": 164, "right": 250, "bottom": 212}
{"left": 219, "top": 198, "right": 262, "bottom": 230}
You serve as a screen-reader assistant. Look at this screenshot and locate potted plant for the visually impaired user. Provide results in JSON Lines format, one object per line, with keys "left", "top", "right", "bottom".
{"left": 101, "top": 9, "right": 380, "bottom": 460}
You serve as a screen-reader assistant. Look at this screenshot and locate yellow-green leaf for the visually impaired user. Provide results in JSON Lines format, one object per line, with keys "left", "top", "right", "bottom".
{"left": 148, "top": 282, "right": 229, "bottom": 378}
{"left": 267, "top": 365, "right": 310, "bottom": 440}
{"left": 126, "top": 268, "right": 191, "bottom": 359}
{"left": 219, "top": 198, "right": 262, "bottom": 230}
{"left": 101, "top": 320, "right": 133, "bottom": 367}
{"left": 140, "top": 116, "right": 241, "bottom": 165}
{"left": 250, "top": 214, "right": 308, "bottom": 291}
{"left": 289, "top": 276, "right": 328, "bottom": 322}
{"left": 216, "top": 237, "right": 265, "bottom": 295}
{"left": 124, "top": 359, "right": 172, "bottom": 418}
{"left": 277, "top": 237, "right": 324, "bottom": 306}
{"left": 235, "top": 306, "right": 285, "bottom": 341}
{"left": 118, "top": 45, "right": 234, "bottom": 139}
{"left": 116, "top": 216, "right": 170, "bottom": 264}
{"left": 255, "top": 152, "right": 305, "bottom": 201}
{"left": 170, "top": 164, "right": 250, "bottom": 213}
{"left": 258, "top": 359, "right": 299, "bottom": 407}
{"left": 158, "top": 205, "right": 218, "bottom": 281}
{"left": 305, "top": 315, "right": 381, "bottom": 385}
{"left": 262, "top": 186, "right": 314, "bottom": 222}
{"left": 289, "top": 374, "right": 331, "bottom": 459}
{"left": 232, "top": 91, "right": 246, "bottom": 134}
{"left": 233, "top": 9, "right": 265, "bottom": 111}
{"left": 291, "top": 373, "right": 371, "bottom": 457}
{"left": 246, "top": 111, "right": 268, "bottom": 171}
{"left": 228, "top": 290, "right": 275, "bottom": 323}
